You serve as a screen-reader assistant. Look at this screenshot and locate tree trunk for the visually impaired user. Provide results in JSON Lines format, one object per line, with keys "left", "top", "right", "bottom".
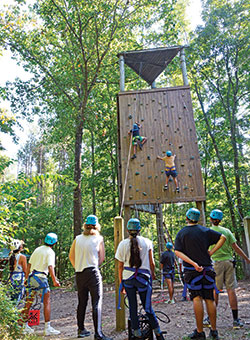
{"left": 90, "top": 130, "right": 96, "bottom": 215}
{"left": 74, "top": 124, "right": 84, "bottom": 237}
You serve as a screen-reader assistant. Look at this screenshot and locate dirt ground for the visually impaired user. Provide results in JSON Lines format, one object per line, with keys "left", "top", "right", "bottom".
{"left": 31, "top": 280, "right": 250, "bottom": 340}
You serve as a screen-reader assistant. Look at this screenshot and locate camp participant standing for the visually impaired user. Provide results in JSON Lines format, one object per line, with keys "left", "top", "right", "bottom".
{"left": 9, "top": 239, "right": 27, "bottom": 304}
{"left": 115, "top": 218, "right": 165, "bottom": 340}
{"left": 21, "top": 232, "right": 60, "bottom": 336}
{"left": 129, "top": 122, "right": 147, "bottom": 160}
{"left": 207, "top": 209, "right": 250, "bottom": 329}
{"left": 69, "top": 215, "right": 112, "bottom": 340}
{"left": 157, "top": 150, "right": 179, "bottom": 192}
{"left": 160, "top": 242, "right": 175, "bottom": 304}
{"left": 174, "top": 208, "right": 226, "bottom": 340}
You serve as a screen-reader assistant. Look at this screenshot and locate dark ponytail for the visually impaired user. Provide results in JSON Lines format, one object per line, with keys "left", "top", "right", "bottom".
{"left": 129, "top": 231, "right": 142, "bottom": 268}
{"left": 9, "top": 249, "right": 19, "bottom": 272}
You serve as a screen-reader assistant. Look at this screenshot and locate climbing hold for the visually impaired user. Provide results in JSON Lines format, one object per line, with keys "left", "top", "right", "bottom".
{"left": 141, "top": 118, "right": 144, "bottom": 122}
{"left": 166, "top": 124, "right": 169, "bottom": 127}
{"left": 147, "top": 155, "right": 151, "bottom": 160}
{"left": 136, "top": 189, "right": 139, "bottom": 192}
{"left": 181, "top": 163, "right": 185, "bottom": 167}
{"left": 155, "top": 175, "right": 158, "bottom": 178}
{"left": 123, "top": 136, "right": 127, "bottom": 139}
{"left": 165, "top": 138, "right": 168, "bottom": 141}
{"left": 161, "top": 131, "right": 164, "bottom": 134}
{"left": 140, "top": 103, "right": 143, "bottom": 106}
{"left": 190, "top": 188, "right": 194, "bottom": 192}
{"left": 142, "top": 192, "right": 147, "bottom": 196}
{"left": 188, "top": 173, "right": 192, "bottom": 177}
{"left": 135, "top": 171, "right": 140, "bottom": 175}
{"left": 133, "top": 97, "right": 136, "bottom": 101}
{"left": 148, "top": 176, "right": 152, "bottom": 179}
{"left": 129, "top": 196, "right": 133, "bottom": 199}
{"left": 174, "top": 130, "right": 177, "bottom": 133}
{"left": 183, "top": 105, "right": 187, "bottom": 109}
{"left": 171, "top": 105, "right": 174, "bottom": 108}
{"left": 179, "top": 145, "right": 183, "bottom": 149}
{"left": 152, "top": 99, "right": 155, "bottom": 102}
{"left": 178, "top": 116, "right": 182, "bottom": 119}
{"left": 184, "top": 186, "right": 188, "bottom": 190}
{"left": 169, "top": 143, "right": 172, "bottom": 146}
{"left": 158, "top": 102, "right": 162, "bottom": 104}
{"left": 150, "top": 146, "right": 154, "bottom": 149}
{"left": 128, "top": 114, "right": 132, "bottom": 119}
{"left": 190, "top": 156, "right": 195, "bottom": 160}
{"left": 151, "top": 138, "right": 154, "bottom": 142}
{"left": 190, "top": 128, "right": 192, "bottom": 131}
{"left": 161, "top": 170, "right": 164, "bottom": 173}
{"left": 128, "top": 103, "right": 131, "bottom": 107}
{"left": 140, "top": 163, "right": 144, "bottom": 167}
{"left": 129, "top": 185, "right": 132, "bottom": 189}
{"left": 154, "top": 118, "right": 157, "bottom": 121}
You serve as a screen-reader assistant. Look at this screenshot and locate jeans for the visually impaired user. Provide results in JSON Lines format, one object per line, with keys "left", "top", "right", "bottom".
{"left": 124, "top": 277, "right": 159, "bottom": 332}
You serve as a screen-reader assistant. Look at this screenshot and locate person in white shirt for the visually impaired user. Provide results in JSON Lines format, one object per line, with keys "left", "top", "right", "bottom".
{"left": 21, "top": 232, "right": 60, "bottom": 336}
{"left": 69, "top": 215, "right": 112, "bottom": 340}
{"left": 115, "top": 218, "right": 165, "bottom": 340}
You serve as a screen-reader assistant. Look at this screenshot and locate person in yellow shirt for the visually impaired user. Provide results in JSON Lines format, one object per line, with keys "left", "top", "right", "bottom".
{"left": 157, "top": 150, "right": 179, "bottom": 192}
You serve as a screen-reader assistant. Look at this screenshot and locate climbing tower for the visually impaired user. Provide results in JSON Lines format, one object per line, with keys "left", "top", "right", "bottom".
{"left": 117, "top": 46, "right": 205, "bottom": 214}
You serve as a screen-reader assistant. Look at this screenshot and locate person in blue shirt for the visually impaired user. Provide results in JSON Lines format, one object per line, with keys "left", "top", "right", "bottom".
{"left": 129, "top": 122, "right": 147, "bottom": 160}
{"left": 160, "top": 242, "right": 175, "bottom": 304}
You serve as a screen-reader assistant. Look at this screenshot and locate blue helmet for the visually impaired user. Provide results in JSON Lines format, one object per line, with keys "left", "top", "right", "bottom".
{"left": 210, "top": 209, "right": 223, "bottom": 221}
{"left": 45, "top": 233, "right": 58, "bottom": 245}
{"left": 166, "top": 150, "right": 172, "bottom": 157}
{"left": 186, "top": 208, "right": 200, "bottom": 222}
{"left": 166, "top": 242, "right": 173, "bottom": 249}
{"left": 127, "top": 218, "right": 141, "bottom": 231}
{"left": 86, "top": 215, "right": 98, "bottom": 225}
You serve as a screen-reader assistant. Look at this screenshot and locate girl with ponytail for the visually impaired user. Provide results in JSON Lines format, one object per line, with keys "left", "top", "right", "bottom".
{"left": 115, "top": 218, "right": 165, "bottom": 340}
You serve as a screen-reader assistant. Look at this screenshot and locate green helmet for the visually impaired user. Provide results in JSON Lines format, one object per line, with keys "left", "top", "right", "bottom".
{"left": 186, "top": 208, "right": 200, "bottom": 222}
{"left": 127, "top": 218, "right": 141, "bottom": 231}
{"left": 86, "top": 215, "right": 98, "bottom": 225}
{"left": 210, "top": 209, "right": 223, "bottom": 221}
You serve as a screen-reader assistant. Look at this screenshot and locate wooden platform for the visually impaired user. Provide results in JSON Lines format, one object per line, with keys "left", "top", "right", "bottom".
{"left": 117, "top": 86, "right": 205, "bottom": 205}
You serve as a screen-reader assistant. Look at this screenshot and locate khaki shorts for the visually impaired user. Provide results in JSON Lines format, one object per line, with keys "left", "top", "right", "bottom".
{"left": 214, "top": 260, "right": 237, "bottom": 290}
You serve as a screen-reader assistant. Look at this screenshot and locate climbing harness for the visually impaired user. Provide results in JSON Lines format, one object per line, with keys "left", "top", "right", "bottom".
{"left": 184, "top": 266, "right": 220, "bottom": 294}
{"left": 118, "top": 267, "right": 152, "bottom": 313}
{"left": 27, "top": 270, "right": 49, "bottom": 303}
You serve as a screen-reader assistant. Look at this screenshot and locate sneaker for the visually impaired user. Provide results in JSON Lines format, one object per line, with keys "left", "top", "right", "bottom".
{"left": 183, "top": 329, "right": 206, "bottom": 339}
{"left": 176, "top": 187, "right": 180, "bottom": 193}
{"left": 131, "top": 154, "right": 137, "bottom": 160}
{"left": 181, "top": 296, "right": 187, "bottom": 301}
{"left": 155, "top": 333, "right": 165, "bottom": 340}
{"left": 44, "top": 325, "right": 61, "bottom": 336}
{"left": 94, "top": 333, "right": 113, "bottom": 340}
{"left": 164, "top": 185, "right": 168, "bottom": 190}
{"left": 78, "top": 328, "right": 91, "bottom": 338}
{"left": 203, "top": 316, "right": 211, "bottom": 328}
{"left": 208, "top": 329, "right": 219, "bottom": 339}
{"left": 23, "top": 324, "right": 34, "bottom": 334}
{"left": 233, "top": 318, "right": 244, "bottom": 329}
{"left": 165, "top": 299, "right": 175, "bottom": 304}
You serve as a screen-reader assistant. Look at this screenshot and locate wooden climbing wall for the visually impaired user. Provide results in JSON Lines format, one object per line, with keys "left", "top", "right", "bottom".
{"left": 117, "top": 86, "right": 206, "bottom": 205}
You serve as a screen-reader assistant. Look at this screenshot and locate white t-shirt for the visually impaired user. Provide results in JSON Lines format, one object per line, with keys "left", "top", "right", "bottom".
{"left": 29, "top": 245, "right": 55, "bottom": 275}
{"left": 115, "top": 235, "right": 153, "bottom": 280}
{"left": 75, "top": 234, "right": 103, "bottom": 272}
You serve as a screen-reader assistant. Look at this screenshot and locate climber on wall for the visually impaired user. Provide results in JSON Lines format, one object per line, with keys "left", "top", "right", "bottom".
{"left": 157, "top": 150, "right": 180, "bottom": 192}
{"left": 128, "top": 122, "right": 147, "bottom": 160}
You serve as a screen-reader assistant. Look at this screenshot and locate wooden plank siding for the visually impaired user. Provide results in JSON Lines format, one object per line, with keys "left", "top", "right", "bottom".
{"left": 117, "top": 86, "right": 205, "bottom": 206}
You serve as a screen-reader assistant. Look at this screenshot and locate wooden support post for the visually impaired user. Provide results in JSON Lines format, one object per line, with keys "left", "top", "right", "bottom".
{"left": 244, "top": 217, "right": 250, "bottom": 257}
{"left": 196, "top": 201, "right": 206, "bottom": 226}
{"left": 119, "top": 55, "right": 125, "bottom": 92}
{"left": 243, "top": 217, "right": 250, "bottom": 278}
{"left": 155, "top": 204, "right": 165, "bottom": 259}
{"left": 180, "top": 48, "right": 189, "bottom": 86}
{"left": 114, "top": 216, "right": 126, "bottom": 331}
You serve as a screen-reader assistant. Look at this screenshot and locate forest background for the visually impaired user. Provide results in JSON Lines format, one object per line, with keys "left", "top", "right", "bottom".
{"left": 0, "top": 1, "right": 249, "bottom": 336}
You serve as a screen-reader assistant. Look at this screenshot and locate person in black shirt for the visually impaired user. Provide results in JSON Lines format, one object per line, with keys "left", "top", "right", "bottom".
{"left": 175, "top": 208, "right": 226, "bottom": 340}
{"left": 160, "top": 242, "right": 175, "bottom": 304}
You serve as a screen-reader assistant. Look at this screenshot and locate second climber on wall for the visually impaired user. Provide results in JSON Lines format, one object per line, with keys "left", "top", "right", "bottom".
{"left": 157, "top": 150, "right": 180, "bottom": 192}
